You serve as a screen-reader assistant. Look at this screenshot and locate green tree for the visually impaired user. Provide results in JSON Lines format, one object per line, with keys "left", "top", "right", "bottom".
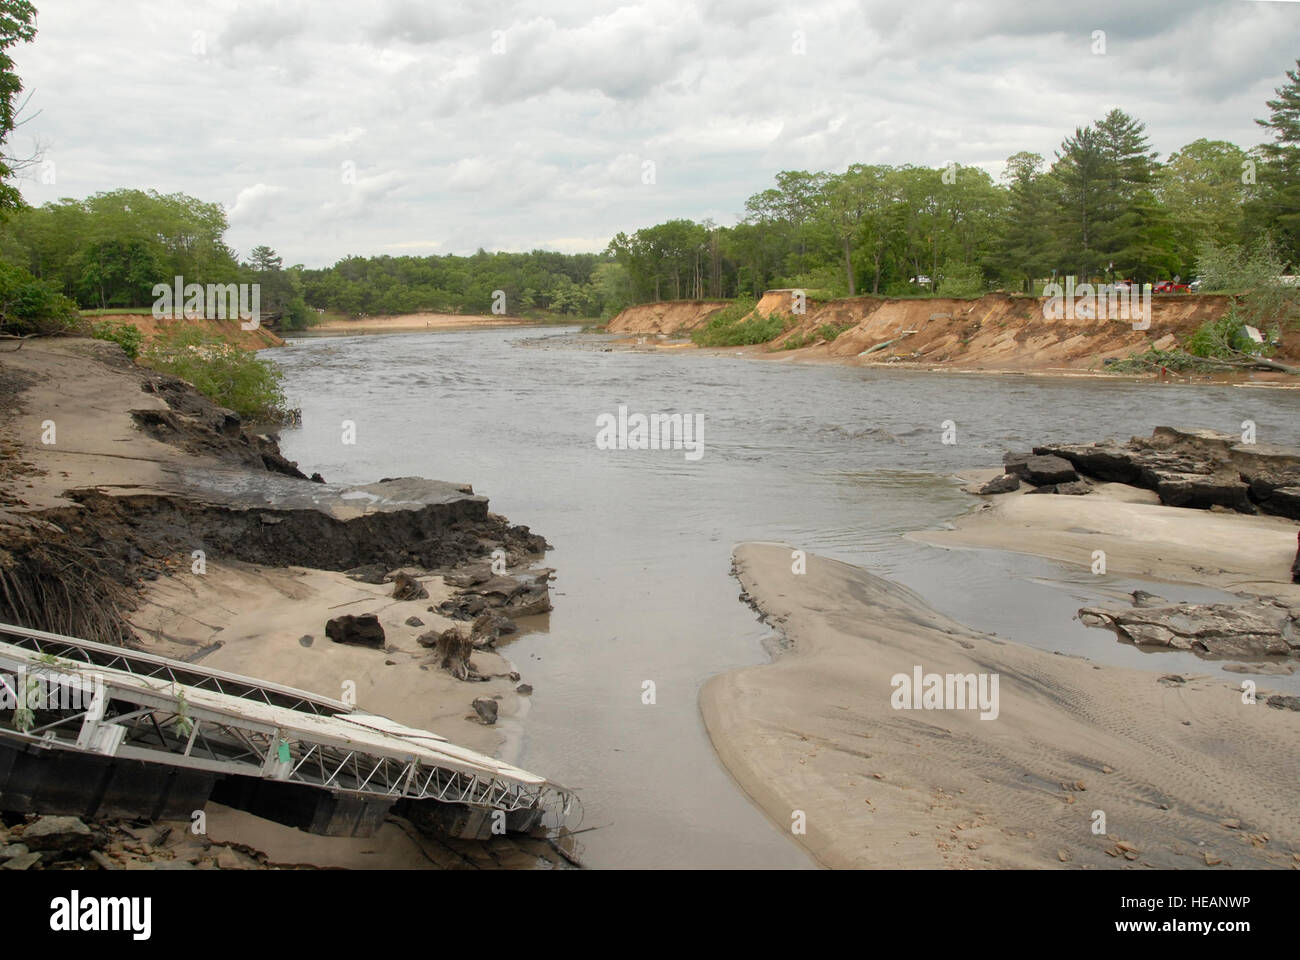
{"left": 1254, "top": 58, "right": 1300, "bottom": 263}
{"left": 0, "top": 0, "right": 37, "bottom": 214}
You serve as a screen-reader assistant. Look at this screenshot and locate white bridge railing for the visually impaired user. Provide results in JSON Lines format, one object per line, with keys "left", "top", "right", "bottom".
{"left": 0, "top": 622, "right": 574, "bottom": 819}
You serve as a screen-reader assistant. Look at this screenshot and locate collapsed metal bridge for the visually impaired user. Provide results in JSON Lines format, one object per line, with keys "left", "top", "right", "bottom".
{"left": 0, "top": 622, "right": 574, "bottom": 833}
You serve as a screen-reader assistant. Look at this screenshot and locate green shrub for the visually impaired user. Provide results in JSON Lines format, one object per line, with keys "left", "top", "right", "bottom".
{"left": 692, "top": 298, "right": 793, "bottom": 347}
{"left": 0, "top": 260, "right": 83, "bottom": 336}
{"left": 142, "top": 326, "right": 290, "bottom": 422}
{"left": 91, "top": 319, "right": 144, "bottom": 359}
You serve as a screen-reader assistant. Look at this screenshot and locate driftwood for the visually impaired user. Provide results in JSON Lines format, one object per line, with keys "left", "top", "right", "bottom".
{"left": 433, "top": 627, "right": 474, "bottom": 680}
{"left": 0, "top": 333, "right": 39, "bottom": 351}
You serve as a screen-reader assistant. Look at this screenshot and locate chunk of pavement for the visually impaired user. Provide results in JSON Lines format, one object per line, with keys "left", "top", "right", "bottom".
{"left": 1079, "top": 597, "right": 1299, "bottom": 659}
{"left": 472, "top": 697, "right": 499, "bottom": 724}
{"left": 325, "top": 613, "right": 386, "bottom": 647}
{"left": 976, "top": 474, "right": 1020, "bottom": 495}
{"left": 22, "top": 816, "right": 96, "bottom": 854}
{"left": 2, "top": 851, "right": 41, "bottom": 870}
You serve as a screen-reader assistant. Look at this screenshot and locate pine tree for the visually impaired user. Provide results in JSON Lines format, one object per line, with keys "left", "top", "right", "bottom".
{"left": 1254, "top": 58, "right": 1300, "bottom": 264}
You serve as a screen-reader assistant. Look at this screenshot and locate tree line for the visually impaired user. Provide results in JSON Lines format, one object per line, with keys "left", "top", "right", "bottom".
{"left": 609, "top": 62, "right": 1300, "bottom": 302}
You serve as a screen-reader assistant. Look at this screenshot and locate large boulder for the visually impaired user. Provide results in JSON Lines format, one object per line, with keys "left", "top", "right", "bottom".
{"left": 325, "top": 613, "right": 386, "bottom": 647}
{"left": 1153, "top": 472, "right": 1253, "bottom": 512}
{"left": 1007, "top": 453, "right": 1077, "bottom": 486}
{"left": 1036, "top": 428, "right": 1300, "bottom": 519}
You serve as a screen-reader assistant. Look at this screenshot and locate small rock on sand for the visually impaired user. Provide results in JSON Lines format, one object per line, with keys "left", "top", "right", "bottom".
{"left": 325, "top": 613, "right": 386, "bottom": 647}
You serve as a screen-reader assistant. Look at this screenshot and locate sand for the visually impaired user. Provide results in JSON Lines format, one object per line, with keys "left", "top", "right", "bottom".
{"left": 701, "top": 541, "right": 1300, "bottom": 869}
{"left": 916, "top": 472, "right": 1300, "bottom": 603}
{"left": 309, "top": 312, "right": 531, "bottom": 334}
{"left": 129, "top": 560, "right": 526, "bottom": 759}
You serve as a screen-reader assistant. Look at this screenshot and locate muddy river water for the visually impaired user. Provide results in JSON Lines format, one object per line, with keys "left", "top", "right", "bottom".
{"left": 275, "top": 326, "right": 1300, "bottom": 868}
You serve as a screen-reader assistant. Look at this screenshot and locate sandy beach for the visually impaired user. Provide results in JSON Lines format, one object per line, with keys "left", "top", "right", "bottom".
{"left": 702, "top": 540, "right": 1300, "bottom": 869}
{"left": 309, "top": 312, "right": 534, "bottom": 334}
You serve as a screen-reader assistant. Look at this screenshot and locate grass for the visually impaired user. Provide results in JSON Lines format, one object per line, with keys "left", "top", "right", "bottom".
{"left": 80, "top": 307, "right": 156, "bottom": 317}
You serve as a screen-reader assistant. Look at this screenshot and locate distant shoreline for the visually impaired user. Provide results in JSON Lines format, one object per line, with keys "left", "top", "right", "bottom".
{"left": 304, "top": 313, "right": 552, "bottom": 335}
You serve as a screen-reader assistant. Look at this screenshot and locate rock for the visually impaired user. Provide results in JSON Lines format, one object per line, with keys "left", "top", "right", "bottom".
{"left": 1294, "top": 530, "right": 1300, "bottom": 584}
{"left": 469, "top": 611, "right": 516, "bottom": 648}
{"left": 0, "top": 843, "right": 29, "bottom": 860}
{"left": 976, "top": 474, "right": 1020, "bottom": 495}
{"left": 416, "top": 629, "right": 440, "bottom": 648}
{"left": 298, "top": 634, "right": 313, "bottom": 647}
{"left": 1154, "top": 472, "right": 1253, "bottom": 512}
{"left": 391, "top": 573, "right": 429, "bottom": 601}
{"left": 1009, "top": 454, "right": 1078, "bottom": 486}
{"left": 444, "top": 563, "right": 494, "bottom": 588}
{"left": 2, "top": 851, "right": 41, "bottom": 870}
{"left": 22, "top": 816, "right": 95, "bottom": 854}
{"left": 1035, "top": 428, "right": 1300, "bottom": 519}
{"left": 1079, "top": 596, "right": 1300, "bottom": 659}
{"left": 325, "top": 613, "right": 386, "bottom": 647}
{"left": 472, "top": 697, "right": 499, "bottom": 724}
{"left": 438, "top": 570, "right": 553, "bottom": 621}
{"left": 1025, "top": 480, "right": 1091, "bottom": 496}
{"left": 213, "top": 846, "right": 254, "bottom": 870}
{"left": 516, "top": 683, "right": 533, "bottom": 695}
{"left": 405, "top": 616, "right": 424, "bottom": 628}
{"left": 1131, "top": 590, "right": 1167, "bottom": 608}
{"left": 1002, "top": 451, "right": 1034, "bottom": 475}
{"left": 1266, "top": 695, "right": 1300, "bottom": 711}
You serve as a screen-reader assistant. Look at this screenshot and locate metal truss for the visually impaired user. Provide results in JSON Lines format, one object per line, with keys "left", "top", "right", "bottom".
{"left": 0, "top": 623, "right": 574, "bottom": 819}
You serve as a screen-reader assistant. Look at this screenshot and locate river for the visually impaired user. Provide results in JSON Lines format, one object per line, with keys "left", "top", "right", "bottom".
{"left": 275, "top": 325, "right": 1300, "bottom": 868}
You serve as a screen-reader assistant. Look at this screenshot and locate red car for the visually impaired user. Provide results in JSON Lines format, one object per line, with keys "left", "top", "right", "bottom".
{"left": 1154, "top": 281, "right": 1190, "bottom": 293}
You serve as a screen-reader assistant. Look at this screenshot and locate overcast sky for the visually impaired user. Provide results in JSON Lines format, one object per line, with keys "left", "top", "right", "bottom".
{"left": 10, "top": 0, "right": 1300, "bottom": 267}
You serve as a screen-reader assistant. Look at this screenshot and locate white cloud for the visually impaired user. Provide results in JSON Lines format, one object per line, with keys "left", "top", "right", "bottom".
{"left": 8, "top": 0, "right": 1299, "bottom": 266}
